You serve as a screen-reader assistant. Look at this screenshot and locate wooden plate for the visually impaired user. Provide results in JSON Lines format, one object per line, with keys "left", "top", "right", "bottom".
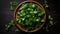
{"left": 14, "top": 0, "right": 46, "bottom": 33}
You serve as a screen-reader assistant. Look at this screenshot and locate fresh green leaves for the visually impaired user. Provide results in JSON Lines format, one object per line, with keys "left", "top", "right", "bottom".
{"left": 42, "top": 15, "right": 54, "bottom": 32}
{"left": 10, "top": 1, "right": 18, "bottom": 11}
{"left": 48, "top": 15, "right": 54, "bottom": 26}
{"left": 41, "top": 19, "right": 45, "bottom": 22}
{"left": 16, "top": 2, "right": 45, "bottom": 31}
{"left": 20, "top": 3, "right": 28, "bottom": 10}
{"left": 15, "top": 28, "right": 21, "bottom": 32}
{"left": 48, "top": 15, "right": 53, "bottom": 20}
{"left": 43, "top": 0, "right": 48, "bottom": 8}
{"left": 5, "top": 20, "right": 14, "bottom": 31}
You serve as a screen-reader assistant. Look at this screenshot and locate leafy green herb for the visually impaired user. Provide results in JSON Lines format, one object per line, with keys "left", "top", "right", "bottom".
{"left": 5, "top": 20, "right": 14, "bottom": 31}
{"left": 16, "top": 2, "right": 45, "bottom": 31}
{"left": 15, "top": 29, "right": 21, "bottom": 32}
{"left": 43, "top": 0, "right": 48, "bottom": 8}
{"left": 10, "top": 1, "right": 18, "bottom": 11}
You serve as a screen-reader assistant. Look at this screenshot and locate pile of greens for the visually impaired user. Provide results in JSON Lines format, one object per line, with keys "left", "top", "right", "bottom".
{"left": 16, "top": 3, "right": 45, "bottom": 31}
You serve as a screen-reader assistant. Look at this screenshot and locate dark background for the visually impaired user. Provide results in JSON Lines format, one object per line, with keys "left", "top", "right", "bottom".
{"left": 0, "top": 0, "right": 60, "bottom": 34}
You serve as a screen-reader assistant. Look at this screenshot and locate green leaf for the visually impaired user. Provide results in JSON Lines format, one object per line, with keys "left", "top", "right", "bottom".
{"left": 32, "top": 4, "right": 36, "bottom": 8}
{"left": 15, "top": 29, "right": 21, "bottom": 32}
{"left": 38, "top": 11, "right": 45, "bottom": 16}
{"left": 48, "top": 15, "right": 53, "bottom": 20}
{"left": 20, "top": 3, "right": 28, "bottom": 10}
{"left": 41, "top": 19, "right": 45, "bottom": 22}
{"left": 5, "top": 20, "right": 14, "bottom": 31}
{"left": 49, "top": 21, "right": 53, "bottom": 25}
{"left": 34, "top": 11, "right": 38, "bottom": 14}
{"left": 26, "top": 29, "right": 29, "bottom": 32}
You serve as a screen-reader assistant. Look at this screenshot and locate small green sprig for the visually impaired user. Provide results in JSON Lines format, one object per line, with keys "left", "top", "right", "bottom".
{"left": 10, "top": 1, "right": 18, "bottom": 11}
{"left": 5, "top": 20, "right": 14, "bottom": 31}
{"left": 48, "top": 15, "right": 54, "bottom": 26}
{"left": 15, "top": 28, "right": 21, "bottom": 32}
{"left": 43, "top": 0, "right": 48, "bottom": 8}
{"left": 43, "top": 15, "right": 54, "bottom": 32}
